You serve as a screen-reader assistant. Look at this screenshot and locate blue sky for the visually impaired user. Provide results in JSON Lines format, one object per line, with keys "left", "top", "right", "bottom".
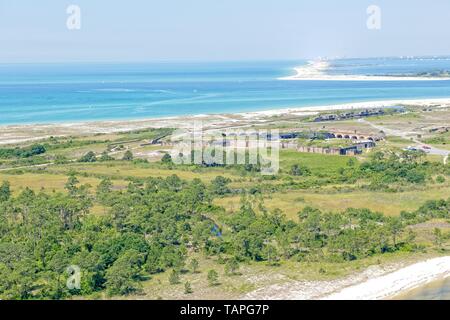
{"left": 1, "top": 0, "right": 450, "bottom": 62}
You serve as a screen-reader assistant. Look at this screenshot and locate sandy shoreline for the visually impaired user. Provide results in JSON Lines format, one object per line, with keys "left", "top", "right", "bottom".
{"left": 242, "top": 256, "right": 450, "bottom": 300}
{"left": 1, "top": 97, "right": 450, "bottom": 145}
{"left": 279, "top": 60, "right": 450, "bottom": 81}
{"left": 323, "top": 256, "right": 450, "bottom": 300}
{"left": 238, "top": 97, "right": 450, "bottom": 117}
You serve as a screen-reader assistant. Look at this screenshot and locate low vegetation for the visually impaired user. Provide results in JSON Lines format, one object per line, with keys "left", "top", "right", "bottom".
{"left": 0, "top": 112, "right": 449, "bottom": 300}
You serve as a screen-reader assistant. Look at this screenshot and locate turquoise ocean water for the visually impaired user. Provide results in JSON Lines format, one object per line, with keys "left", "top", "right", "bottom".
{"left": 1, "top": 58, "right": 450, "bottom": 125}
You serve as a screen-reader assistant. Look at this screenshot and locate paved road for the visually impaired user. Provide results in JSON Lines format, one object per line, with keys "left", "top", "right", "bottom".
{"left": 0, "top": 162, "right": 51, "bottom": 172}
{"left": 358, "top": 119, "right": 449, "bottom": 164}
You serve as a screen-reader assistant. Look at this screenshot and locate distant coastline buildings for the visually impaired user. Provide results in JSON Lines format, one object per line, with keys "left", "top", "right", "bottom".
{"left": 313, "top": 107, "right": 405, "bottom": 122}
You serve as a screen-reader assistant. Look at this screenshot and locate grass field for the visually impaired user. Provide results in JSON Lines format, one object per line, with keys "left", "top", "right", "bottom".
{"left": 279, "top": 150, "right": 355, "bottom": 174}
{"left": 45, "top": 162, "right": 239, "bottom": 182}
{"left": 0, "top": 172, "right": 107, "bottom": 194}
{"left": 3, "top": 143, "right": 447, "bottom": 220}
{"left": 215, "top": 184, "right": 450, "bottom": 218}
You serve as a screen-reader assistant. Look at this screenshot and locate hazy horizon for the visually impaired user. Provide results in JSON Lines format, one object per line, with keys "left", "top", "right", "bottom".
{"left": 2, "top": 55, "right": 450, "bottom": 65}
{"left": 1, "top": 0, "right": 450, "bottom": 63}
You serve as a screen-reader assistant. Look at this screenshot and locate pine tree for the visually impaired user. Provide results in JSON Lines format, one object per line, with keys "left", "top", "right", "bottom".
{"left": 122, "top": 150, "right": 134, "bottom": 161}
{"left": 184, "top": 281, "right": 192, "bottom": 294}
{"left": 0, "top": 181, "right": 11, "bottom": 202}
{"left": 169, "top": 269, "right": 180, "bottom": 285}
{"left": 190, "top": 259, "right": 199, "bottom": 273}
{"left": 207, "top": 269, "right": 218, "bottom": 286}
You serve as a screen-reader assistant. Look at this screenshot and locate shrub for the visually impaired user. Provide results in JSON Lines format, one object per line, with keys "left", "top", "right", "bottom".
{"left": 169, "top": 269, "right": 180, "bottom": 285}
{"left": 207, "top": 269, "right": 219, "bottom": 286}
{"left": 79, "top": 151, "right": 97, "bottom": 163}
{"left": 122, "top": 150, "right": 134, "bottom": 161}
{"left": 161, "top": 153, "right": 172, "bottom": 164}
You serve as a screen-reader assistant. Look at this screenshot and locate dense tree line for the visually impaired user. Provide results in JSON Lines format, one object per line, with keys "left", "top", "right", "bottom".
{"left": 0, "top": 144, "right": 448, "bottom": 299}
{"left": 1, "top": 169, "right": 448, "bottom": 299}
{"left": 0, "top": 144, "right": 46, "bottom": 159}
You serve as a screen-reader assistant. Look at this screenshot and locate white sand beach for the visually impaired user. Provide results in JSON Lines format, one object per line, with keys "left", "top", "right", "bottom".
{"left": 238, "top": 97, "right": 450, "bottom": 118}
{"left": 279, "top": 60, "right": 450, "bottom": 81}
{"left": 323, "top": 256, "right": 450, "bottom": 300}
{"left": 1, "top": 97, "right": 450, "bottom": 146}
{"left": 242, "top": 256, "right": 450, "bottom": 300}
